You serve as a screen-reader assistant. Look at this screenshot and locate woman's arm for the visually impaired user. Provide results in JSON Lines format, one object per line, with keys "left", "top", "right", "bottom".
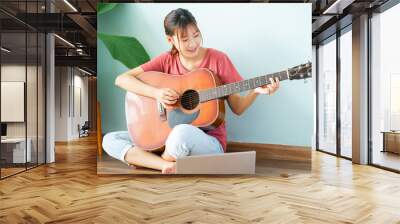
{"left": 115, "top": 66, "right": 159, "bottom": 98}
{"left": 227, "top": 91, "right": 259, "bottom": 116}
{"left": 115, "top": 66, "right": 179, "bottom": 108}
{"left": 227, "top": 77, "right": 280, "bottom": 116}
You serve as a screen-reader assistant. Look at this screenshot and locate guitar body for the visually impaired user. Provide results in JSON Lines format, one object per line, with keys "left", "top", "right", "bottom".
{"left": 125, "top": 68, "right": 225, "bottom": 151}
{"left": 124, "top": 61, "right": 312, "bottom": 152}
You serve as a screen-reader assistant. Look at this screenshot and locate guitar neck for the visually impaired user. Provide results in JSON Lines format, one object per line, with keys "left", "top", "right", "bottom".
{"left": 199, "top": 70, "right": 289, "bottom": 103}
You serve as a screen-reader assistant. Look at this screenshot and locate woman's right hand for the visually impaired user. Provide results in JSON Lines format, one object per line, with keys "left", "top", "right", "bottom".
{"left": 155, "top": 88, "right": 180, "bottom": 109}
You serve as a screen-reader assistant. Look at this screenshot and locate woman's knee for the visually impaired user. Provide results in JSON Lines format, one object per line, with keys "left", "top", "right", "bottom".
{"left": 168, "top": 124, "right": 195, "bottom": 142}
{"left": 165, "top": 124, "right": 196, "bottom": 159}
{"left": 102, "top": 131, "right": 132, "bottom": 160}
{"left": 102, "top": 132, "right": 116, "bottom": 152}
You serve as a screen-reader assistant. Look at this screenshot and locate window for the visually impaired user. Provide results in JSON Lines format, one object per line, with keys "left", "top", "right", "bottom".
{"left": 0, "top": 1, "right": 47, "bottom": 179}
{"left": 390, "top": 74, "right": 400, "bottom": 130}
{"left": 318, "top": 36, "right": 337, "bottom": 154}
{"left": 371, "top": 2, "right": 400, "bottom": 171}
{"left": 339, "top": 28, "right": 352, "bottom": 158}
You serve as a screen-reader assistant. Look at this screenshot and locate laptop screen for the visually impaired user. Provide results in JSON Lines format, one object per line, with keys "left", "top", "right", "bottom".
{"left": 1, "top": 123, "right": 7, "bottom": 137}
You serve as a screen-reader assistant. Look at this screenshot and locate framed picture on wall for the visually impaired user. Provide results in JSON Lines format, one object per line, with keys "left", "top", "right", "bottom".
{"left": 1, "top": 81, "right": 25, "bottom": 122}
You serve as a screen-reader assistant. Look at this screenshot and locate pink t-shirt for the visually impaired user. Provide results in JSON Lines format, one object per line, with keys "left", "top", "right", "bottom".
{"left": 140, "top": 48, "right": 244, "bottom": 152}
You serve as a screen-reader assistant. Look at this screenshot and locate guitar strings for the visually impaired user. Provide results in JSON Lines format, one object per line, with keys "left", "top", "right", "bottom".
{"left": 179, "top": 72, "right": 281, "bottom": 104}
{"left": 182, "top": 70, "right": 301, "bottom": 104}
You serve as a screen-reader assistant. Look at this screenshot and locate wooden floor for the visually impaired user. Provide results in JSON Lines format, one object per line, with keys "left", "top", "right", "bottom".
{"left": 1, "top": 167, "right": 26, "bottom": 178}
{"left": 1, "top": 136, "right": 400, "bottom": 223}
{"left": 97, "top": 143, "right": 311, "bottom": 175}
{"left": 372, "top": 150, "right": 400, "bottom": 171}
{"left": 1, "top": 163, "right": 44, "bottom": 178}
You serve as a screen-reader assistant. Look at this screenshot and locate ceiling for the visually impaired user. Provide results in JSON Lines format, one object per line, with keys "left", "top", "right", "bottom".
{"left": 1, "top": 0, "right": 98, "bottom": 74}
{"left": 0, "top": 0, "right": 393, "bottom": 75}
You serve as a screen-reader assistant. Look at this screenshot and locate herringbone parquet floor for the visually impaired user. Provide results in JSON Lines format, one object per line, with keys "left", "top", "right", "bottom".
{"left": 1, "top": 135, "right": 399, "bottom": 223}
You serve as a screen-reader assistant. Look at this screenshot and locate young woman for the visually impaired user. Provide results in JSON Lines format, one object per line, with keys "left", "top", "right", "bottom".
{"left": 102, "top": 8, "right": 280, "bottom": 174}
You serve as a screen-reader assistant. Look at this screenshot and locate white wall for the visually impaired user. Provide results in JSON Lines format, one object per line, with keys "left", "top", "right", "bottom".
{"left": 1, "top": 65, "right": 38, "bottom": 137}
{"left": 72, "top": 72, "right": 89, "bottom": 138}
{"left": 1, "top": 63, "right": 46, "bottom": 163}
{"left": 54, "top": 67, "right": 89, "bottom": 141}
{"left": 55, "top": 67, "right": 68, "bottom": 141}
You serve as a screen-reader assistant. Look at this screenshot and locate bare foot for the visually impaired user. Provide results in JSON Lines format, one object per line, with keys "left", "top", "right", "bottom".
{"left": 161, "top": 151, "right": 176, "bottom": 162}
{"left": 162, "top": 162, "right": 176, "bottom": 174}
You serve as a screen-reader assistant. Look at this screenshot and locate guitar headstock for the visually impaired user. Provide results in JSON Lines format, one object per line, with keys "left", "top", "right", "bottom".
{"left": 288, "top": 62, "right": 312, "bottom": 80}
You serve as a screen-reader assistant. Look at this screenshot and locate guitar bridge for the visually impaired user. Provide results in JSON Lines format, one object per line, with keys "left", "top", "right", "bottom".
{"left": 157, "top": 101, "right": 167, "bottom": 121}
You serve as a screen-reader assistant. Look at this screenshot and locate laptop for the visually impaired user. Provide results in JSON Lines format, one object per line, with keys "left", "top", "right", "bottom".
{"left": 175, "top": 151, "right": 256, "bottom": 174}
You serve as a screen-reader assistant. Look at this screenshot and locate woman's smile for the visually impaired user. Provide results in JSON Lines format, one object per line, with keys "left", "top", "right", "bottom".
{"left": 187, "top": 47, "right": 198, "bottom": 53}
{"left": 185, "top": 46, "right": 200, "bottom": 57}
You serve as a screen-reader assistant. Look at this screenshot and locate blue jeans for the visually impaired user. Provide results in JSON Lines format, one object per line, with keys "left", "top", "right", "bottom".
{"left": 102, "top": 124, "right": 224, "bottom": 165}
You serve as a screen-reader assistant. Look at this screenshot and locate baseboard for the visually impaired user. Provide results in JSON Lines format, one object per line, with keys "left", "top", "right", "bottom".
{"left": 227, "top": 142, "right": 311, "bottom": 163}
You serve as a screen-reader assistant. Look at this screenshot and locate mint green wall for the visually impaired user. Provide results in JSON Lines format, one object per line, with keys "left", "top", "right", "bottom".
{"left": 98, "top": 3, "right": 313, "bottom": 147}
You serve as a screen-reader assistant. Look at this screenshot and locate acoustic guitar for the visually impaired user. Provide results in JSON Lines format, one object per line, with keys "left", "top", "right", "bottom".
{"left": 125, "top": 62, "right": 312, "bottom": 151}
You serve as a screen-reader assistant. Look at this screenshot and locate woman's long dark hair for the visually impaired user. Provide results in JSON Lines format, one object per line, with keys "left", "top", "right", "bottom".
{"left": 164, "top": 8, "right": 200, "bottom": 56}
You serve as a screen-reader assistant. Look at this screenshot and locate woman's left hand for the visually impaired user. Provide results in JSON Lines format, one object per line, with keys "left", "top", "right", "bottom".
{"left": 254, "top": 77, "right": 280, "bottom": 95}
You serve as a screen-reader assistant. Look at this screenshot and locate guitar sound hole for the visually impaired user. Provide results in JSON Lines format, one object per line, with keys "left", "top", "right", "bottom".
{"left": 180, "top": 89, "right": 200, "bottom": 110}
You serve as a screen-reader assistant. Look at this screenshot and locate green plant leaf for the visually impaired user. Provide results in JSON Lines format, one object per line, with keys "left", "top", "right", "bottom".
{"left": 98, "top": 33, "right": 150, "bottom": 69}
{"left": 97, "top": 3, "right": 117, "bottom": 15}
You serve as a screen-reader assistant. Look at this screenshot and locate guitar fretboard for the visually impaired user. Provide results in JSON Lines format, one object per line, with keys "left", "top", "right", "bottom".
{"left": 199, "top": 70, "right": 289, "bottom": 102}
